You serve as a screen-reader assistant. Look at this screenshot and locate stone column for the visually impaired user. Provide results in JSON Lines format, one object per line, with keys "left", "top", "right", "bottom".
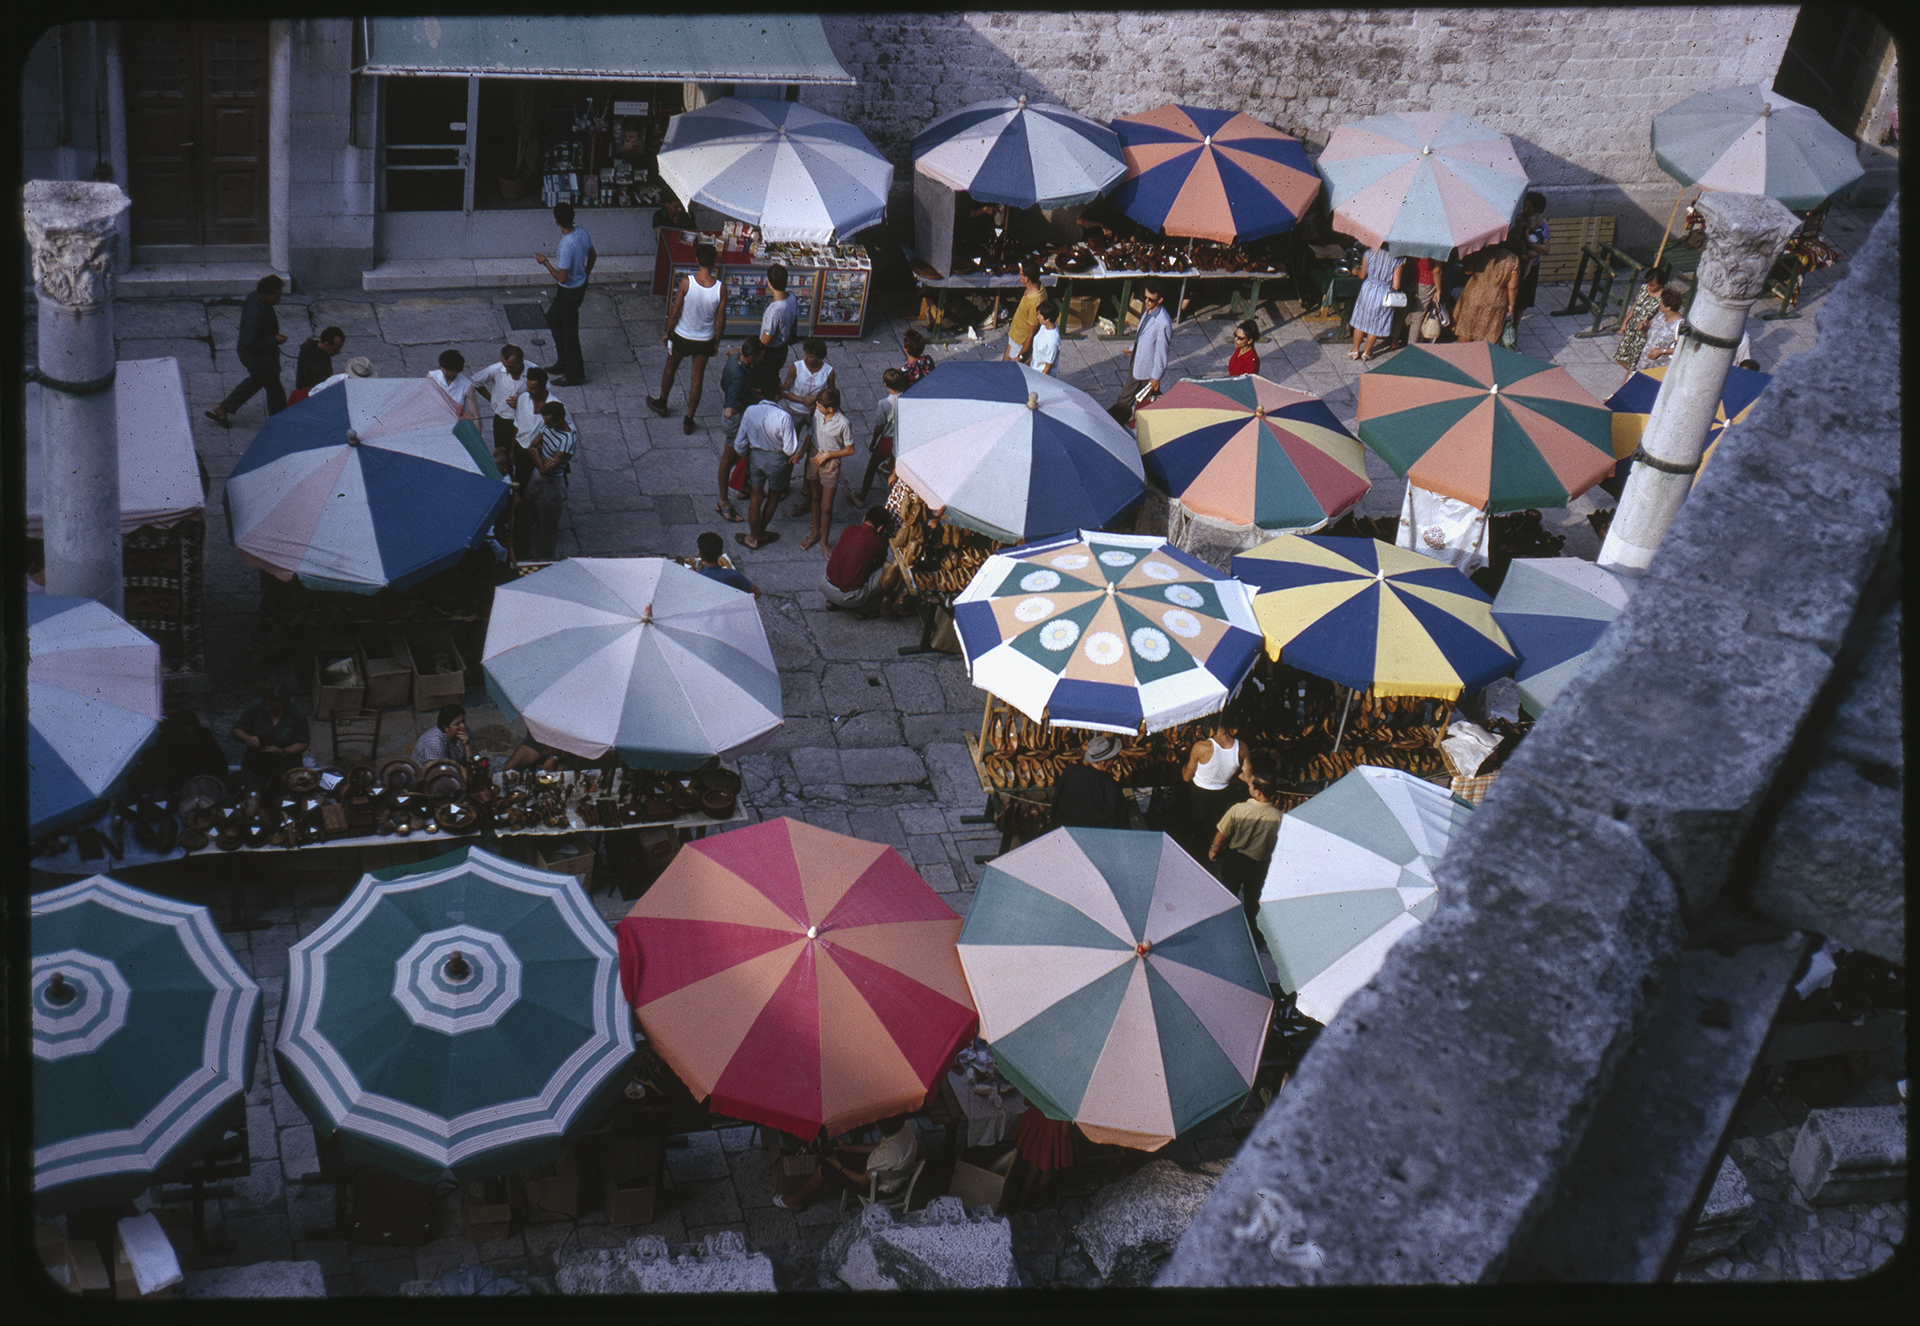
{"left": 269, "top": 19, "right": 292, "bottom": 282}
{"left": 25, "top": 179, "right": 131, "bottom": 611}
{"left": 1598, "top": 191, "right": 1801, "bottom": 576}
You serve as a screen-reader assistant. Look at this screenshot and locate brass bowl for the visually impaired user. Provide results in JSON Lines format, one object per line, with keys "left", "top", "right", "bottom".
{"left": 283, "top": 767, "right": 319, "bottom": 795}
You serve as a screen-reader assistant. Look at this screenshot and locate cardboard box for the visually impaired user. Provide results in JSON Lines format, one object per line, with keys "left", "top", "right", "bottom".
{"left": 360, "top": 627, "right": 414, "bottom": 710}
{"left": 401, "top": 628, "right": 466, "bottom": 712}
{"left": 536, "top": 843, "right": 595, "bottom": 891}
{"left": 522, "top": 1143, "right": 581, "bottom": 1222}
{"left": 460, "top": 1175, "right": 522, "bottom": 1244}
{"left": 1064, "top": 295, "right": 1101, "bottom": 331}
{"left": 311, "top": 645, "right": 367, "bottom": 720}
{"left": 602, "top": 1137, "right": 665, "bottom": 1226}
{"left": 112, "top": 1216, "right": 181, "bottom": 1300}
{"left": 948, "top": 1144, "right": 1018, "bottom": 1215}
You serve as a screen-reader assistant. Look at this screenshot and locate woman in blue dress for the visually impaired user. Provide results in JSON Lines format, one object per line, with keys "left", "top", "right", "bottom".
{"left": 1349, "top": 244, "right": 1405, "bottom": 362}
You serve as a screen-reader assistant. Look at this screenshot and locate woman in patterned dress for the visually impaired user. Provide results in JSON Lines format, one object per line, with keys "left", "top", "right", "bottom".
{"left": 1451, "top": 244, "right": 1521, "bottom": 345}
{"left": 901, "top": 328, "right": 936, "bottom": 385}
{"left": 1348, "top": 245, "right": 1404, "bottom": 362}
{"left": 1635, "top": 286, "right": 1688, "bottom": 372}
{"left": 1612, "top": 263, "right": 1672, "bottom": 379}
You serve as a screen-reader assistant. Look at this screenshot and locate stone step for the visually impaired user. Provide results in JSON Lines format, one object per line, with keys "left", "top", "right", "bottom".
{"left": 362, "top": 254, "right": 654, "bottom": 292}
{"left": 117, "top": 262, "right": 289, "bottom": 299}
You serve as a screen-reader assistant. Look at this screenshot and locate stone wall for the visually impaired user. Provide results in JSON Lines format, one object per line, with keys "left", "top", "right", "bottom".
{"left": 1159, "top": 194, "right": 1900, "bottom": 1286}
{"left": 811, "top": 7, "right": 1799, "bottom": 249}
{"left": 286, "top": 19, "right": 374, "bottom": 290}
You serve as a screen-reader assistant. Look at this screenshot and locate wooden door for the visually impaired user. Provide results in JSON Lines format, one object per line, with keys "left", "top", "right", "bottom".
{"left": 124, "top": 21, "right": 269, "bottom": 248}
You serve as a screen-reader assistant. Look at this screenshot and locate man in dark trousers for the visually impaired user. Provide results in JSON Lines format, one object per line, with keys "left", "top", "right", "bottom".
{"left": 1050, "top": 733, "right": 1132, "bottom": 830}
{"left": 535, "top": 201, "right": 595, "bottom": 386}
{"left": 206, "top": 274, "right": 288, "bottom": 427}
{"left": 287, "top": 326, "right": 345, "bottom": 406}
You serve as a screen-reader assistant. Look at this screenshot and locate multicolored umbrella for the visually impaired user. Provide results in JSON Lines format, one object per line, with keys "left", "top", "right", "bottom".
{"left": 1256, "top": 767, "right": 1474, "bottom": 1024}
{"left": 958, "top": 827, "right": 1272, "bottom": 1151}
{"left": 953, "top": 529, "right": 1265, "bottom": 734}
{"left": 912, "top": 95, "right": 1125, "bottom": 209}
{"left": 1356, "top": 341, "right": 1616, "bottom": 514}
{"left": 1317, "top": 110, "right": 1529, "bottom": 259}
{"left": 1489, "top": 557, "right": 1638, "bottom": 717}
{"left": 33, "top": 875, "right": 260, "bottom": 1211}
{"left": 1652, "top": 85, "right": 1866, "bottom": 212}
{"left": 277, "top": 846, "right": 630, "bottom": 1181}
{"left": 1134, "top": 375, "right": 1370, "bottom": 533}
{"left": 618, "top": 818, "right": 978, "bottom": 1139}
{"left": 657, "top": 97, "right": 893, "bottom": 244}
{"left": 1107, "top": 104, "right": 1320, "bottom": 245}
{"left": 894, "top": 361, "right": 1146, "bottom": 544}
{"left": 224, "top": 376, "right": 508, "bottom": 594}
{"left": 482, "top": 557, "right": 782, "bottom": 772}
{"left": 1231, "top": 535, "right": 1516, "bottom": 699}
{"left": 1604, "top": 361, "right": 1772, "bottom": 486}
{"left": 28, "top": 596, "right": 163, "bottom": 839}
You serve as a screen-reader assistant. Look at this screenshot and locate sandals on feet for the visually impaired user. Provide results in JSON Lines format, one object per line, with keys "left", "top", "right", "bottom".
{"left": 715, "top": 505, "right": 744, "bottom": 523}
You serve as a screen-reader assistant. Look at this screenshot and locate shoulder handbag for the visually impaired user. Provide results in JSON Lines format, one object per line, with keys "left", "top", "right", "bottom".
{"left": 1383, "top": 290, "right": 1409, "bottom": 308}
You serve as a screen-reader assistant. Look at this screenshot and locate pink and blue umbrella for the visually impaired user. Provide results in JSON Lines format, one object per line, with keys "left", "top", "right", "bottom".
{"left": 1108, "top": 104, "right": 1320, "bottom": 245}
{"left": 912, "top": 96, "right": 1125, "bottom": 209}
{"left": 223, "top": 377, "right": 508, "bottom": 594}
{"left": 28, "top": 597, "right": 163, "bottom": 838}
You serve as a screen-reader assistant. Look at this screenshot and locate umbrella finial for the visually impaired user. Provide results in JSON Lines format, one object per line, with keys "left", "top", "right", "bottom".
{"left": 805, "top": 924, "right": 819, "bottom": 940}
{"left": 46, "top": 971, "right": 75, "bottom": 1006}
{"left": 345, "top": 430, "right": 360, "bottom": 446}
{"left": 1422, "top": 144, "right": 1431, "bottom": 155}
{"left": 1489, "top": 382, "right": 1499, "bottom": 395}
{"left": 1762, "top": 101, "right": 1772, "bottom": 118}
{"left": 1017, "top": 94, "right": 1027, "bottom": 110}
{"left": 445, "top": 950, "right": 472, "bottom": 982}
{"left": 1027, "top": 392, "right": 1039, "bottom": 411}
{"left": 1254, "top": 406, "right": 1267, "bottom": 419}
{"left": 1135, "top": 940, "right": 1151, "bottom": 957}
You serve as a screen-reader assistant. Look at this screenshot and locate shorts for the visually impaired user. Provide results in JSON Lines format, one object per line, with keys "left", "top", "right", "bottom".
{"left": 670, "top": 331, "right": 719, "bottom": 359}
{"left": 822, "top": 560, "right": 887, "bottom": 610}
{"left": 723, "top": 412, "right": 742, "bottom": 451}
{"left": 748, "top": 454, "right": 792, "bottom": 494}
{"left": 808, "top": 455, "right": 843, "bottom": 486}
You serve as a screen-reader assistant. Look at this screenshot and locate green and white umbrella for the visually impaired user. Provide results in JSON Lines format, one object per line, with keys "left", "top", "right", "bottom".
{"left": 958, "top": 828, "right": 1271, "bottom": 1152}
{"left": 277, "top": 845, "right": 631, "bottom": 1181}
{"left": 33, "top": 875, "right": 261, "bottom": 1211}
{"left": 1257, "top": 766, "right": 1474, "bottom": 1025}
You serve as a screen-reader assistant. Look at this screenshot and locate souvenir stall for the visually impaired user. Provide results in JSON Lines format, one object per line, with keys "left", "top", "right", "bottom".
{"left": 651, "top": 226, "right": 873, "bottom": 339}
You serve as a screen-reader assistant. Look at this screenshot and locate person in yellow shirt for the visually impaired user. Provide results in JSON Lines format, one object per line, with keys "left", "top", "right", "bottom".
{"left": 1003, "top": 260, "right": 1046, "bottom": 363}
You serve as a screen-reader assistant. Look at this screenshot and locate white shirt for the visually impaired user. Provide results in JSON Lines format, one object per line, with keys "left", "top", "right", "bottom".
{"left": 1030, "top": 324, "right": 1061, "bottom": 374}
{"left": 784, "top": 359, "right": 832, "bottom": 423}
{"left": 428, "top": 369, "right": 478, "bottom": 417}
{"left": 739, "top": 400, "right": 800, "bottom": 459}
{"left": 471, "top": 361, "right": 526, "bottom": 421}
{"left": 515, "top": 390, "right": 570, "bottom": 449}
{"left": 674, "top": 272, "right": 724, "bottom": 341}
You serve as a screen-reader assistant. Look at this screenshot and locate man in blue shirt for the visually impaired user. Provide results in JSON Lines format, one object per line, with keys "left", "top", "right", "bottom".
{"left": 1108, "top": 280, "right": 1171, "bottom": 427}
{"left": 535, "top": 202, "right": 596, "bottom": 386}
{"left": 734, "top": 399, "right": 799, "bottom": 551}
{"left": 692, "top": 531, "right": 759, "bottom": 598}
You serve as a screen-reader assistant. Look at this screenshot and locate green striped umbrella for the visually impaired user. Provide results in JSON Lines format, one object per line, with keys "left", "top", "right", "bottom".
{"left": 277, "top": 845, "right": 631, "bottom": 1181}
{"left": 1256, "top": 767, "right": 1474, "bottom": 1024}
{"left": 956, "top": 828, "right": 1271, "bottom": 1152}
{"left": 33, "top": 875, "right": 261, "bottom": 1211}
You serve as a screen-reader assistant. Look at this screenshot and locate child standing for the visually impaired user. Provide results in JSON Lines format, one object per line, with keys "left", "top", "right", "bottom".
{"left": 853, "top": 367, "right": 908, "bottom": 507}
{"left": 1209, "top": 768, "right": 1283, "bottom": 933}
{"left": 780, "top": 337, "right": 834, "bottom": 517}
{"left": 1029, "top": 300, "right": 1062, "bottom": 376}
{"left": 800, "top": 386, "right": 854, "bottom": 552}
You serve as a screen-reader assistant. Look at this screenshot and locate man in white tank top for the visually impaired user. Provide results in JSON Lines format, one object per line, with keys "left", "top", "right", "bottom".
{"left": 1183, "top": 715, "right": 1252, "bottom": 853}
{"left": 648, "top": 240, "right": 728, "bottom": 435}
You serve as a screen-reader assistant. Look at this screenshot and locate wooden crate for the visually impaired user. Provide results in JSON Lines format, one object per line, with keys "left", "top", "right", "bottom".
{"left": 521, "top": 1143, "right": 581, "bottom": 1222}
{"left": 311, "top": 641, "right": 366, "bottom": 720}
{"left": 1537, "top": 215, "right": 1617, "bottom": 284}
{"left": 399, "top": 627, "right": 466, "bottom": 712}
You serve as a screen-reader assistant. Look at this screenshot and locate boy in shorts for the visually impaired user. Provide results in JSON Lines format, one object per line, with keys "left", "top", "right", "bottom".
{"left": 853, "top": 367, "right": 908, "bottom": 507}
{"left": 1209, "top": 766, "right": 1283, "bottom": 932}
{"left": 800, "top": 386, "right": 854, "bottom": 552}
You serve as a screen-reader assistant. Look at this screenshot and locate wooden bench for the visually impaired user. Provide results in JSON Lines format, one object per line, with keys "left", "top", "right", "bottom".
{"left": 1535, "top": 215, "right": 1616, "bottom": 285}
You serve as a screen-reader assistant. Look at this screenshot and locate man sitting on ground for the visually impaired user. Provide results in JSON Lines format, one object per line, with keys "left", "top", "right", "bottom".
{"left": 411, "top": 704, "right": 470, "bottom": 765}
{"left": 692, "top": 530, "right": 759, "bottom": 598}
{"left": 822, "top": 505, "right": 905, "bottom": 618}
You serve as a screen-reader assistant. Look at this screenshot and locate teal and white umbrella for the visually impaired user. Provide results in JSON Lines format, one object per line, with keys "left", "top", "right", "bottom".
{"left": 33, "top": 876, "right": 261, "bottom": 1211}
{"left": 276, "top": 845, "right": 631, "bottom": 1181}
{"left": 1257, "top": 766, "right": 1474, "bottom": 1024}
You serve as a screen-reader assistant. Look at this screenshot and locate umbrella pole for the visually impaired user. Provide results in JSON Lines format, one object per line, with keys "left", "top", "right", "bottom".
{"left": 1652, "top": 185, "right": 1686, "bottom": 268}
{"left": 1331, "top": 685, "right": 1356, "bottom": 754}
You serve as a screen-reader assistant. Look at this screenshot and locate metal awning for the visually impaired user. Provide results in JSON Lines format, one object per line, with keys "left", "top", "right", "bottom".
{"left": 357, "top": 15, "right": 855, "bottom": 85}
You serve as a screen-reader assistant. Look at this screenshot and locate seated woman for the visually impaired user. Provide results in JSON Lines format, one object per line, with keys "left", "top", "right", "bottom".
{"left": 411, "top": 703, "right": 470, "bottom": 765}
{"left": 777, "top": 1115, "right": 919, "bottom": 1212}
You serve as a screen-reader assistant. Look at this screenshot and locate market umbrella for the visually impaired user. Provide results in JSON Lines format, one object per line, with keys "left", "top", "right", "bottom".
{"left": 1604, "top": 361, "right": 1772, "bottom": 486}
{"left": 957, "top": 827, "right": 1271, "bottom": 1151}
{"left": 1489, "top": 557, "right": 1639, "bottom": 717}
{"left": 1316, "top": 110, "right": 1529, "bottom": 259}
{"left": 1256, "top": 767, "right": 1474, "bottom": 1024}
{"left": 953, "top": 529, "right": 1264, "bottom": 734}
{"left": 32, "top": 875, "right": 261, "bottom": 1211}
{"left": 223, "top": 375, "right": 508, "bottom": 594}
{"left": 656, "top": 97, "right": 892, "bottom": 244}
{"left": 1107, "top": 104, "right": 1320, "bottom": 245}
{"left": 912, "top": 95, "right": 1125, "bottom": 209}
{"left": 28, "top": 596, "right": 163, "bottom": 838}
{"left": 1231, "top": 534, "right": 1516, "bottom": 699}
{"left": 1652, "top": 85, "right": 1866, "bottom": 213}
{"left": 482, "top": 557, "right": 782, "bottom": 772}
{"left": 893, "top": 361, "right": 1146, "bottom": 544}
{"left": 1135, "top": 375, "right": 1370, "bottom": 533}
{"left": 1356, "top": 341, "right": 1616, "bottom": 514}
{"left": 276, "top": 845, "right": 630, "bottom": 1181}
{"left": 617, "top": 817, "right": 978, "bottom": 1139}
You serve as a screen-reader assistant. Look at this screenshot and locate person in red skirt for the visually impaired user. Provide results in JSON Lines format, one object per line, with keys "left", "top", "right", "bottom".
{"left": 1003, "top": 1107, "right": 1078, "bottom": 1212}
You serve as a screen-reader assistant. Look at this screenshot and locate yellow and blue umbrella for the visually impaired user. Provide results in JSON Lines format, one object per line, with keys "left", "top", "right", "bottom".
{"left": 1604, "top": 362, "right": 1772, "bottom": 487}
{"left": 1489, "top": 557, "right": 1638, "bottom": 717}
{"left": 953, "top": 529, "right": 1264, "bottom": 734}
{"left": 1231, "top": 534, "right": 1516, "bottom": 699}
{"left": 958, "top": 827, "right": 1272, "bottom": 1152}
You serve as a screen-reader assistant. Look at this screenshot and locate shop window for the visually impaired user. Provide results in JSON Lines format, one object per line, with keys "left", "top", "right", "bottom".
{"left": 472, "top": 80, "right": 679, "bottom": 211}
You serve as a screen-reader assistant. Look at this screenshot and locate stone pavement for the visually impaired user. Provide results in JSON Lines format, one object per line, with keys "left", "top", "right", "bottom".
{"left": 33, "top": 198, "right": 1898, "bottom": 1292}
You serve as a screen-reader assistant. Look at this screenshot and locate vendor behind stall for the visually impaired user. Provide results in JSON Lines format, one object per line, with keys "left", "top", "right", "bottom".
{"left": 1051, "top": 733, "right": 1131, "bottom": 830}
{"left": 231, "top": 679, "right": 309, "bottom": 787}
{"left": 411, "top": 704, "right": 471, "bottom": 765}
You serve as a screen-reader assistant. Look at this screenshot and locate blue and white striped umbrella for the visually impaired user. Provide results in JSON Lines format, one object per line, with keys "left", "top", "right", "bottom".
{"left": 657, "top": 97, "right": 893, "bottom": 244}
{"left": 482, "top": 557, "right": 783, "bottom": 772}
{"left": 276, "top": 846, "right": 629, "bottom": 1181}
{"left": 894, "top": 361, "right": 1147, "bottom": 545}
{"left": 912, "top": 95, "right": 1126, "bottom": 209}
{"left": 34, "top": 875, "right": 261, "bottom": 1211}
{"left": 28, "top": 596, "right": 162, "bottom": 839}
{"left": 223, "top": 376, "right": 508, "bottom": 594}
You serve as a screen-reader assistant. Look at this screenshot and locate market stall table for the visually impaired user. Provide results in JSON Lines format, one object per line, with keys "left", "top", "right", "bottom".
{"left": 654, "top": 226, "right": 872, "bottom": 339}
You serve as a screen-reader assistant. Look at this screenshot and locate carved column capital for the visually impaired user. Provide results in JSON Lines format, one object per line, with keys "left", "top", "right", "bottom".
{"left": 1694, "top": 192, "right": 1803, "bottom": 304}
{"left": 22, "top": 180, "right": 132, "bottom": 309}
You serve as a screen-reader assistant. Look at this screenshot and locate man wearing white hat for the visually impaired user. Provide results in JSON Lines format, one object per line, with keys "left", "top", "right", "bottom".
{"left": 1050, "top": 734, "right": 1131, "bottom": 830}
